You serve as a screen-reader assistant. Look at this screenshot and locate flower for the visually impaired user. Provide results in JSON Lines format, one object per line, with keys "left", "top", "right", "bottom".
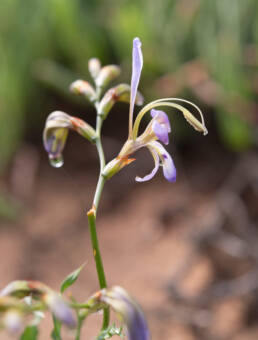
{"left": 103, "top": 37, "right": 207, "bottom": 182}
{"left": 98, "top": 286, "right": 150, "bottom": 340}
{"left": 43, "top": 111, "right": 96, "bottom": 167}
{"left": 0, "top": 280, "right": 76, "bottom": 328}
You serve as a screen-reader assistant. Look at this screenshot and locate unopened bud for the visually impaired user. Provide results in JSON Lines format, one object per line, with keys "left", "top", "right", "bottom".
{"left": 88, "top": 58, "right": 101, "bottom": 79}
{"left": 70, "top": 80, "right": 96, "bottom": 102}
{"left": 0, "top": 281, "right": 31, "bottom": 299}
{"left": 3, "top": 310, "right": 23, "bottom": 333}
{"left": 44, "top": 293, "right": 76, "bottom": 328}
{"left": 43, "top": 111, "right": 96, "bottom": 168}
{"left": 95, "top": 65, "right": 121, "bottom": 88}
{"left": 98, "top": 84, "right": 144, "bottom": 119}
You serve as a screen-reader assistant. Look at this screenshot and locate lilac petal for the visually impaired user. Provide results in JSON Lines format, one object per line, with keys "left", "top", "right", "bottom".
{"left": 161, "top": 150, "right": 176, "bottom": 182}
{"left": 149, "top": 141, "right": 176, "bottom": 182}
{"left": 151, "top": 109, "right": 171, "bottom": 132}
{"left": 135, "top": 147, "right": 159, "bottom": 182}
{"left": 152, "top": 120, "right": 169, "bottom": 145}
{"left": 130, "top": 38, "right": 143, "bottom": 116}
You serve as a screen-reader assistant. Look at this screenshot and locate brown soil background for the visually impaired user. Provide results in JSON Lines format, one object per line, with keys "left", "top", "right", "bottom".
{"left": 1, "top": 142, "right": 258, "bottom": 340}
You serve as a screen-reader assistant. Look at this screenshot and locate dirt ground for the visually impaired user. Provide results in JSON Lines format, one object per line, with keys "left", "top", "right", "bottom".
{"left": 0, "top": 143, "right": 258, "bottom": 340}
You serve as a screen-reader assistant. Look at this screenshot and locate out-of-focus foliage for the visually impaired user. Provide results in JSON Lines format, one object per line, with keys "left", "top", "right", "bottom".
{"left": 0, "top": 0, "right": 257, "bottom": 171}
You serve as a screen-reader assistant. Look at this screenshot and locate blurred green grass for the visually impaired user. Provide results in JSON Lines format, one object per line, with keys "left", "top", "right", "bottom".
{"left": 0, "top": 0, "right": 257, "bottom": 171}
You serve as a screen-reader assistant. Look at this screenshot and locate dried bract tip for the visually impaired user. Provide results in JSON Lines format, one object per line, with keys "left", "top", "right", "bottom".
{"left": 95, "top": 65, "right": 121, "bottom": 88}
{"left": 102, "top": 156, "right": 135, "bottom": 180}
{"left": 88, "top": 58, "right": 101, "bottom": 79}
{"left": 70, "top": 80, "right": 96, "bottom": 102}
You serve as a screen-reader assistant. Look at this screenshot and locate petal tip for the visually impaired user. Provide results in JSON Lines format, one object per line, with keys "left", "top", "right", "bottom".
{"left": 133, "top": 37, "right": 142, "bottom": 47}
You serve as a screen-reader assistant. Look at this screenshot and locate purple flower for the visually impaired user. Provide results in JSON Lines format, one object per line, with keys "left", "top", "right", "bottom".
{"left": 43, "top": 111, "right": 96, "bottom": 167}
{"left": 100, "top": 286, "right": 150, "bottom": 340}
{"left": 109, "top": 38, "right": 176, "bottom": 183}
{"left": 103, "top": 37, "right": 207, "bottom": 182}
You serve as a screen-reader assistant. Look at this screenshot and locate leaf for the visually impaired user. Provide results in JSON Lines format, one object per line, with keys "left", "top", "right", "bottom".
{"left": 20, "top": 326, "right": 38, "bottom": 340}
{"left": 60, "top": 263, "right": 85, "bottom": 294}
{"left": 96, "top": 323, "right": 124, "bottom": 340}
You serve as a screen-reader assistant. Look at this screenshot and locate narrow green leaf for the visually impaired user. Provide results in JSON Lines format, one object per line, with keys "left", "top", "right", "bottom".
{"left": 20, "top": 325, "right": 38, "bottom": 340}
{"left": 60, "top": 263, "right": 85, "bottom": 294}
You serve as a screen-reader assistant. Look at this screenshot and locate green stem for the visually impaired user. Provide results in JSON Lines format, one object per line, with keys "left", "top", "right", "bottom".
{"left": 86, "top": 89, "right": 110, "bottom": 331}
{"left": 75, "top": 317, "right": 83, "bottom": 340}
{"left": 87, "top": 211, "right": 107, "bottom": 289}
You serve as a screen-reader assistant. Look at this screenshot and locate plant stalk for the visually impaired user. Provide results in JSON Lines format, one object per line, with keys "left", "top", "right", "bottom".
{"left": 86, "top": 90, "right": 110, "bottom": 332}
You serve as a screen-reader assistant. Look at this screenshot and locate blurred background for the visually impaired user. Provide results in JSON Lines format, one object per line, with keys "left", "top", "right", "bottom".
{"left": 0, "top": 0, "right": 258, "bottom": 339}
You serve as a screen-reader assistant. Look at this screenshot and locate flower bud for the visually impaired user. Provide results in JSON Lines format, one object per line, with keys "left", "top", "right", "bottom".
{"left": 0, "top": 281, "right": 31, "bottom": 299}
{"left": 70, "top": 80, "right": 96, "bottom": 102}
{"left": 3, "top": 310, "right": 23, "bottom": 333}
{"left": 43, "top": 293, "right": 76, "bottom": 328}
{"left": 0, "top": 280, "right": 76, "bottom": 328}
{"left": 43, "top": 111, "right": 96, "bottom": 167}
{"left": 95, "top": 65, "right": 121, "bottom": 88}
{"left": 98, "top": 84, "right": 144, "bottom": 119}
{"left": 88, "top": 58, "right": 101, "bottom": 79}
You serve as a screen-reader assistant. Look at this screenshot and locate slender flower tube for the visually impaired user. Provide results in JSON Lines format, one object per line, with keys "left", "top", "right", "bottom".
{"left": 103, "top": 37, "right": 207, "bottom": 182}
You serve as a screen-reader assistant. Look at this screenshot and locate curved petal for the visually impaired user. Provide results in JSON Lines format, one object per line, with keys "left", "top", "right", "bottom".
{"left": 129, "top": 38, "right": 143, "bottom": 135}
{"left": 161, "top": 150, "right": 176, "bottom": 182}
{"left": 149, "top": 141, "right": 176, "bottom": 182}
{"left": 135, "top": 147, "right": 159, "bottom": 182}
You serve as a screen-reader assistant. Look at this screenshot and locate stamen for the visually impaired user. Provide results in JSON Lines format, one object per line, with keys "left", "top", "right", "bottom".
{"left": 132, "top": 98, "right": 208, "bottom": 139}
